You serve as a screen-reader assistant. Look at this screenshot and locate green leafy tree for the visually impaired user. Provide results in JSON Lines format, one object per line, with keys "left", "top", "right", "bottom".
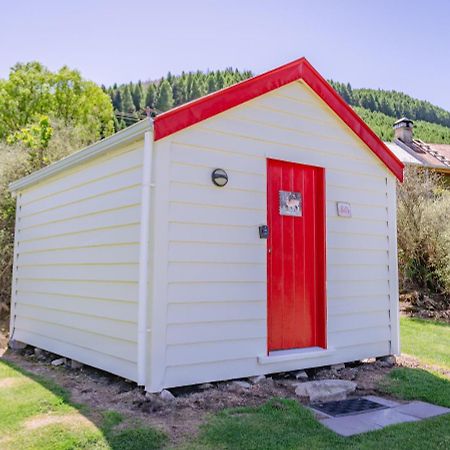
{"left": 155, "top": 80, "right": 174, "bottom": 112}
{"left": 0, "top": 62, "right": 114, "bottom": 143}
{"left": 132, "top": 82, "right": 144, "bottom": 110}
{"left": 121, "top": 86, "right": 135, "bottom": 113}
{"left": 145, "top": 84, "right": 157, "bottom": 109}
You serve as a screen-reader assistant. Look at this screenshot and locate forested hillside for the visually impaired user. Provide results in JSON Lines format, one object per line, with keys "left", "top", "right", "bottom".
{"left": 106, "top": 71, "right": 450, "bottom": 144}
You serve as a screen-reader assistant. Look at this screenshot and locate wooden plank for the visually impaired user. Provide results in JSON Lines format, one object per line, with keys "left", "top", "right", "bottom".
{"left": 166, "top": 320, "right": 265, "bottom": 345}
{"left": 15, "top": 303, "right": 137, "bottom": 341}
{"left": 328, "top": 310, "right": 390, "bottom": 333}
{"left": 15, "top": 317, "right": 137, "bottom": 363}
{"left": 16, "top": 291, "right": 138, "bottom": 321}
{"left": 169, "top": 242, "right": 266, "bottom": 264}
{"left": 17, "top": 263, "right": 139, "bottom": 283}
{"left": 18, "top": 224, "right": 140, "bottom": 253}
{"left": 21, "top": 145, "right": 143, "bottom": 205}
{"left": 167, "top": 301, "right": 265, "bottom": 324}
{"left": 328, "top": 296, "right": 390, "bottom": 315}
{"left": 17, "top": 278, "right": 138, "bottom": 302}
{"left": 13, "top": 329, "right": 137, "bottom": 381}
{"left": 18, "top": 244, "right": 139, "bottom": 265}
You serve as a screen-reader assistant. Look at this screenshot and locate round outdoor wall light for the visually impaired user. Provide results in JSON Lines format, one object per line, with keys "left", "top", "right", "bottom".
{"left": 211, "top": 168, "right": 228, "bottom": 187}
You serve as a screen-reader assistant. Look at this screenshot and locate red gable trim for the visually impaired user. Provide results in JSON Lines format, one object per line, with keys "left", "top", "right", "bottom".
{"left": 154, "top": 58, "right": 404, "bottom": 181}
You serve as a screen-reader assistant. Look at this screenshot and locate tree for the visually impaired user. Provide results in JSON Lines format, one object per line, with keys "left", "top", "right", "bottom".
{"left": 132, "top": 82, "right": 144, "bottom": 111}
{"left": 145, "top": 84, "right": 157, "bottom": 109}
{"left": 155, "top": 80, "right": 174, "bottom": 112}
{"left": 121, "top": 86, "right": 135, "bottom": 113}
{"left": 0, "top": 62, "right": 114, "bottom": 143}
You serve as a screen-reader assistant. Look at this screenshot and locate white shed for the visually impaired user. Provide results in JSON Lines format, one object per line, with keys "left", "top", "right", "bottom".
{"left": 9, "top": 58, "right": 404, "bottom": 392}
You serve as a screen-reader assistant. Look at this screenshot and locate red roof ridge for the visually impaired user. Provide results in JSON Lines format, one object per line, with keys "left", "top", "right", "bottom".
{"left": 154, "top": 57, "right": 404, "bottom": 181}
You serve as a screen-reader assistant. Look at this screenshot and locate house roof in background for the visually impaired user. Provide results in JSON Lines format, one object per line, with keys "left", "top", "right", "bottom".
{"left": 388, "top": 138, "right": 450, "bottom": 172}
{"left": 154, "top": 57, "right": 404, "bottom": 181}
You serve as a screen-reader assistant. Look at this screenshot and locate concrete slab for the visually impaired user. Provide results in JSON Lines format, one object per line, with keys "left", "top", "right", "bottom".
{"left": 316, "top": 397, "right": 450, "bottom": 436}
{"left": 359, "top": 408, "right": 419, "bottom": 428}
{"left": 394, "top": 401, "right": 450, "bottom": 419}
{"left": 320, "top": 416, "right": 382, "bottom": 436}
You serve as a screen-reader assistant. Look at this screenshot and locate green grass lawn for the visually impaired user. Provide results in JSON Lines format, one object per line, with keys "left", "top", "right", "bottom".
{"left": 0, "top": 360, "right": 167, "bottom": 450}
{"left": 400, "top": 316, "right": 450, "bottom": 369}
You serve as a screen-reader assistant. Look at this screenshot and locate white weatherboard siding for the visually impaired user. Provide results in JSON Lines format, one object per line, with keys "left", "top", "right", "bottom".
{"left": 12, "top": 142, "right": 144, "bottom": 381}
{"left": 150, "top": 80, "right": 396, "bottom": 390}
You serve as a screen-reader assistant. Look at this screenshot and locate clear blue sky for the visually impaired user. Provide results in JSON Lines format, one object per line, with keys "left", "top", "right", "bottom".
{"left": 1, "top": 1, "right": 450, "bottom": 110}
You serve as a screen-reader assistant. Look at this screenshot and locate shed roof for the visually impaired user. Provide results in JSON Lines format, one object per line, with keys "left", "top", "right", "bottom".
{"left": 154, "top": 57, "right": 404, "bottom": 181}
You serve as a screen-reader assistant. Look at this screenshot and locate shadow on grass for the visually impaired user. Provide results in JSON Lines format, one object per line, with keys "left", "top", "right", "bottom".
{"left": 0, "top": 357, "right": 167, "bottom": 450}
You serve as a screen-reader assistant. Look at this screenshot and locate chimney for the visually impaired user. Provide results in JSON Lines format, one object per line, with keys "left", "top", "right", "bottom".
{"left": 393, "top": 117, "right": 414, "bottom": 145}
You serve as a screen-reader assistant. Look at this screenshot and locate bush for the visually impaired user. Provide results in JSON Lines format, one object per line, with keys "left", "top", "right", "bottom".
{"left": 397, "top": 166, "right": 450, "bottom": 295}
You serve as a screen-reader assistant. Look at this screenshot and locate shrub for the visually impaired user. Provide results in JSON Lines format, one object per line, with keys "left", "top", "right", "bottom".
{"left": 397, "top": 166, "right": 450, "bottom": 295}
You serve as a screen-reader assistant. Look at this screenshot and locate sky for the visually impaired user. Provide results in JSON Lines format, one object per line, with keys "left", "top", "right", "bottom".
{"left": 1, "top": 1, "right": 450, "bottom": 110}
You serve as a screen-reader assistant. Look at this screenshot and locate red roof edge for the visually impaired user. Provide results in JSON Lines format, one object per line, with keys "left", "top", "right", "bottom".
{"left": 154, "top": 57, "right": 404, "bottom": 181}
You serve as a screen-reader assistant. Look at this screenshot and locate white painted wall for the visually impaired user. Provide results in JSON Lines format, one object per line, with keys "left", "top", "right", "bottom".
{"left": 148, "top": 80, "right": 398, "bottom": 391}
{"left": 11, "top": 142, "right": 144, "bottom": 381}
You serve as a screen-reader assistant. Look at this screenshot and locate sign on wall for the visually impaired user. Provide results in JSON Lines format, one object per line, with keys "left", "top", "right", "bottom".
{"left": 337, "top": 201, "right": 352, "bottom": 218}
{"left": 279, "top": 191, "right": 302, "bottom": 216}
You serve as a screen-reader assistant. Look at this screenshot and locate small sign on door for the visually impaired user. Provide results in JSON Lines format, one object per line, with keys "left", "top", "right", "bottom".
{"left": 279, "top": 191, "right": 302, "bottom": 216}
{"left": 337, "top": 201, "right": 352, "bottom": 218}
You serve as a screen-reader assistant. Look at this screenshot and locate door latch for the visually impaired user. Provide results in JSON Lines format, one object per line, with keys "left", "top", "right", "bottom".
{"left": 259, "top": 224, "right": 269, "bottom": 239}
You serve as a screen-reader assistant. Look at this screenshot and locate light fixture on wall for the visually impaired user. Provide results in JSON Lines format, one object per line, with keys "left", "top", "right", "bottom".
{"left": 211, "top": 168, "right": 228, "bottom": 187}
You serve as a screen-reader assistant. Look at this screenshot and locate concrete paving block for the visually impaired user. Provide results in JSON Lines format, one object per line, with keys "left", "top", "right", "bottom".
{"left": 320, "top": 416, "right": 382, "bottom": 436}
{"left": 360, "top": 408, "right": 419, "bottom": 427}
{"left": 394, "top": 401, "right": 450, "bottom": 419}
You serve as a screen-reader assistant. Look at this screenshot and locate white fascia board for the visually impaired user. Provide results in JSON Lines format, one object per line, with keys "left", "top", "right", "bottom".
{"left": 9, "top": 118, "right": 153, "bottom": 193}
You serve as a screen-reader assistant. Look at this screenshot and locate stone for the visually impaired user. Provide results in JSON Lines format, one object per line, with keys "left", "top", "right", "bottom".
{"left": 70, "top": 359, "right": 83, "bottom": 370}
{"left": 159, "top": 389, "right": 175, "bottom": 401}
{"left": 249, "top": 375, "right": 266, "bottom": 384}
{"left": 199, "top": 382, "right": 214, "bottom": 390}
{"left": 294, "top": 370, "right": 309, "bottom": 381}
{"left": 34, "top": 347, "right": 45, "bottom": 358}
{"left": 330, "top": 363, "right": 345, "bottom": 371}
{"left": 377, "top": 355, "right": 396, "bottom": 367}
{"left": 8, "top": 340, "right": 27, "bottom": 350}
{"left": 295, "top": 379, "right": 357, "bottom": 403}
{"left": 231, "top": 380, "right": 252, "bottom": 389}
{"left": 51, "top": 357, "right": 66, "bottom": 367}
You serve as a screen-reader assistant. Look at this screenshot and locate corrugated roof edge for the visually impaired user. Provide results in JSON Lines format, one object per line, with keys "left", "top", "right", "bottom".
{"left": 9, "top": 118, "right": 153, "bottom": 193}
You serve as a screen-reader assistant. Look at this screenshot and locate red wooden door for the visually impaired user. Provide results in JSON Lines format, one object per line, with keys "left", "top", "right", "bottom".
{"left": 267, "top": 159, "right": 326, "bottom": 352}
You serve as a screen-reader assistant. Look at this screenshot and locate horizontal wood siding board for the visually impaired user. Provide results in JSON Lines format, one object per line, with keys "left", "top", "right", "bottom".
{"left": 167, "top": 301, "right": 266, "bottom": 324}
{"left": 20, "top": 186, "right": 141, "bottom": 229}
{"left": 16, "top": 291, "right": 138, "bottom": 320}
{"left": 20, "top": 167, "right": 142, "bottom": 216}
{"left": 18, "top": 244, "right": 140, "bottom": 265}
{"left": 15, "top": 317, "right": 137, "bottom": 363}
{"left": 18, "top": 225, "right": 140, "bottom": 253}
{"left": 15, "top": 303, "right": 137, "bottom": 340}
{"left": 166, "top": 320, "right": 265, "bottom": 345}
{"left": 168, "top": 282, "right": 266, "bottom": 303}
{"left": 17, "top": 279, "right": 138, "bottom": 303}
{"left": 17, "top": 264, "right": 139, "bottom": 283}
{"left": 20, "top": 145, "right": 143, "bottom": 205}
{"left": 13, "top": 329, "right": 137, "bottom": 380}
{"left": 162, "top": 340, "right": 391, "bottom": 388}
{"left": 18, "top": 206, "right": 141, "bottom": 241}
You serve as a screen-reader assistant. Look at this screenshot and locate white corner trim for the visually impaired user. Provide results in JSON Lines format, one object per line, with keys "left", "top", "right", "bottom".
{"left": 9, "top": 118, "right": 153, "bottom": 193}
{"left": 257, "top": 347, "right": 336, "bottom": 365}
{"left": 137, "top": 131, "right": 154, "bottom": 385}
